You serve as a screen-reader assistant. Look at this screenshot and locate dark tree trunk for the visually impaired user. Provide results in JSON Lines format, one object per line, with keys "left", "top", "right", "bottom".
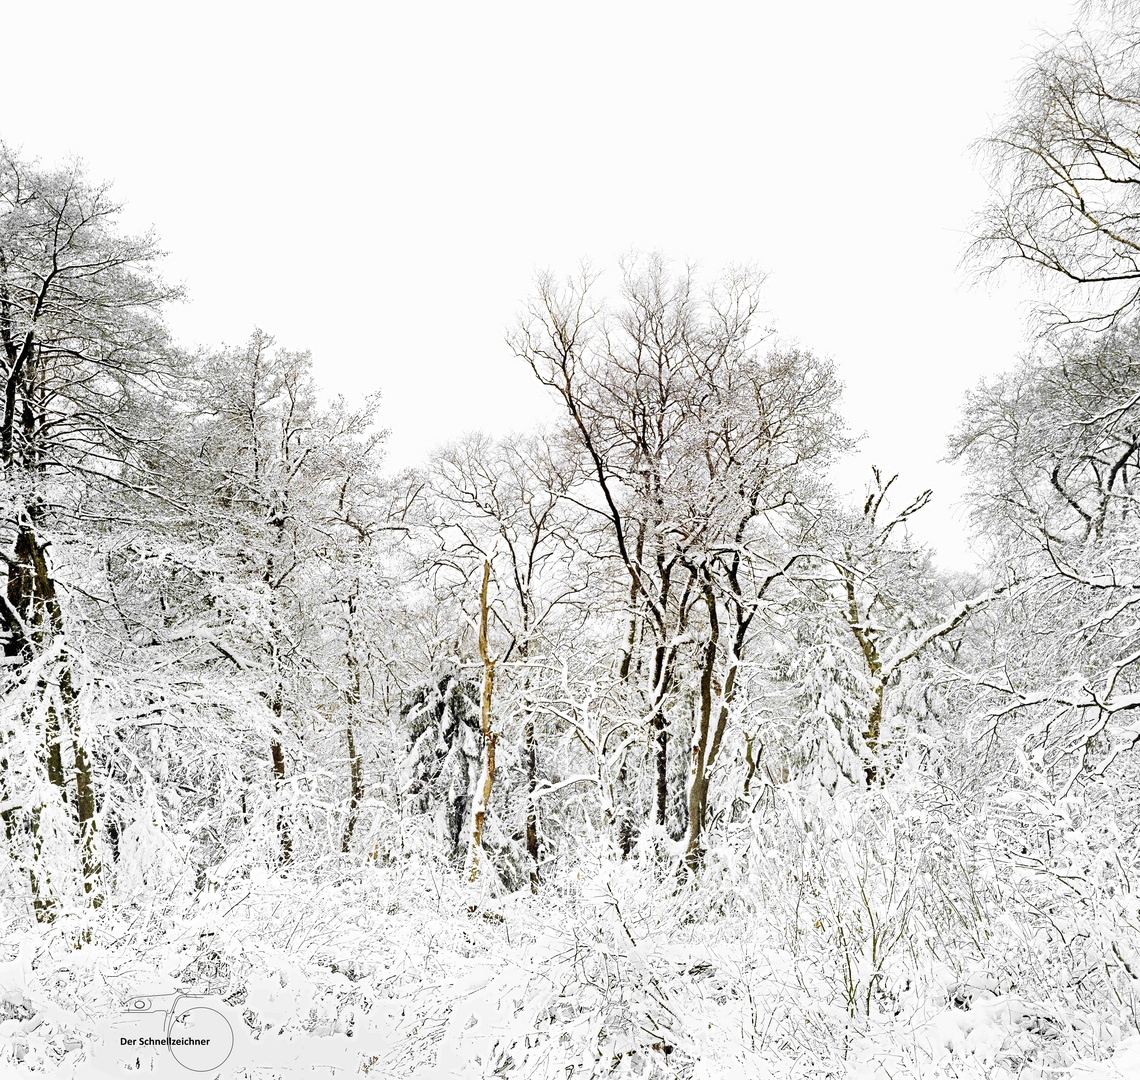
{"left": 616, "top": 760, "right": 635, "bottom": 858}
{"left": 74, "top": 740, "right": 101, "bottom": 906}
{"left": 342, "top": 723, "right": 363, "bottom": 854}
{"left": 654, "top": 717, "right": 668, "bottom": 827}
{"left": 524, "top": 715, "right": 539, "bottom": 890}
{"left": 270, "top": 737, "right": 292, "bottom": 863}
{"left": 5, "top": 519, "right": 103, "bottom": 916}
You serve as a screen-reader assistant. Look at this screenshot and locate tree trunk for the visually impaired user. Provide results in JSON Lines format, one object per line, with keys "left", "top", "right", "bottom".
{"left": 341, "top": 591, "right": 364, "bottom": 855}
{"left": 842, "top": 563, "right": 885, "bottom": 785}
{"left": 618, "top": 524, "right": 645, "bottom": 681}
{"left": 650, "top": 640, "right": 669, "bottom": 827}
{"left": 685, "top": 583, "right": 719, "bottom": 869}
{"left": 616, "top": 761, "right": 635, "bottom": 857}
{"left": 74, "top": 740, "right": 102, "bottom": 907}
{"left": 467, "top": 561, "right": 497, "bottom": 882}
{"left": 58, "top": 654, "right": 102, "bottom": 907}
{"left": 514, "top": 638, "right": 539, "bottom": 889}
{"left": 743, "top": 732, "right": 760, "bottom": 797}
{"left": 270, "top": 737, "right": 292, "bottom": 863}
{"left": 5, "top": 518, "right": 103, "bottom": 915}
{"left": 524, "top": 714, "right": 539, "bottom": 890}
{"left": 342, "top": 722, "right": 363, "bottom": 854}
{"left": 685, "top": 583, "right": 748, "bottom": 872}
{"left": 863, "top": 679, "right": 886, "bottom": 785}
{"left": 653, "top": 718, "right": 668, "bottom": 827}
{"left": 265, "top": 533, "right": 292, "bottom": 863}
{"left": 468, "top": 731, "right": 497, "bottom": 881}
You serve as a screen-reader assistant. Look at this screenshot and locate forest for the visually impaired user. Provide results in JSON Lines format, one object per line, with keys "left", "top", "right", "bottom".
{"left": 7, "top": 3, "right": 1140, "bottom": 1079}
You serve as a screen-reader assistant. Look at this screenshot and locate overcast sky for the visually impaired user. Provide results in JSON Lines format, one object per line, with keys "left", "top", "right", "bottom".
{"left": 4, "top": 1, "right": 1079, "bottom": 568}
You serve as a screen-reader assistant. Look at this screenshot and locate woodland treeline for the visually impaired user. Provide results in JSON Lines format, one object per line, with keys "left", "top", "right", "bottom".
{"left": 2, "top": 146, "right": 1135, "bottom": 916}
{"left": 0, "top": 180, "right": 986, "bottom": 909}
{"left": 6, "top": 3, "right": 1140, "bottom": 1075}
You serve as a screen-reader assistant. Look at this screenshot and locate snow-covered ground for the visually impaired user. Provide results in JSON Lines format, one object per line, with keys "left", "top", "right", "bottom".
{"left": 4, "top": 785, "right": 1139, "bottom": 1079}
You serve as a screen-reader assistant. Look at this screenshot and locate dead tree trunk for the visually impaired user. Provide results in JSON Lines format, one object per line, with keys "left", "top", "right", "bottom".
{"left": 467, "top": 561, "right": 497, "bottom": 882}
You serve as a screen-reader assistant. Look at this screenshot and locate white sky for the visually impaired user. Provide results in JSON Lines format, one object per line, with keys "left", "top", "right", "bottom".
{"left": 4, "top": 0, "right": 1079, "bottom": 569}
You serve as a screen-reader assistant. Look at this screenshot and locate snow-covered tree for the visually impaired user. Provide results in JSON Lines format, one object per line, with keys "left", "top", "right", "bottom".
{"left": 0, "top": 146, "right": 175, "bottom": 917}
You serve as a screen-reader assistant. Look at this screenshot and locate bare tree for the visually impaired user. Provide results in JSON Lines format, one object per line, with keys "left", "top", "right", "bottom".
{"left": 952, "top": 319, "right": 1140, "bottom": 791}
{"left": 512, "top": 254, "right": 848, "bottom": 868}
{"left": 429, "top": 431, "right": 589, "bottom": 886}
{"left": 675, "top": 341, "right": 845, "bottom": 866}
{"left": 179, "top": 332, "right": 387, "bottom": 864}
{"left": 0, "top": 147, "right": 175, "bottom": 916}
{"left": 828, "top": 470, "right": 1002, "bottom": 783}
{"left": 511, "top": 257, "right": 733, "bottom": 837}
{"left": 973, "top": 2, "right": 1140, "bottom": 329}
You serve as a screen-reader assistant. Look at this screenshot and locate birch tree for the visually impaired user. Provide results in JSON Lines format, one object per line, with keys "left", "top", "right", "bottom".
{"left": 974, "top": 0, "right": 1140, "bottom": 329}
{"left": 953, "top": 319, "right": 1140, "bottom": 791}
